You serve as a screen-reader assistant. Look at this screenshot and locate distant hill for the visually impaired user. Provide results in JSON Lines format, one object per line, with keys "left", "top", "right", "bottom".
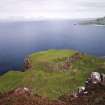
{"left": 0, "top": 49, "right": 105, "bottom": 100}
{"left": 80, "top": 17, "right": 105, "bottom": 25}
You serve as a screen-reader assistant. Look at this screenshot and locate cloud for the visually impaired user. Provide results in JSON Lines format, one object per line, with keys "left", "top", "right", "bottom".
{"left": 0, "top": 0, "right": 105, "bottom": 20}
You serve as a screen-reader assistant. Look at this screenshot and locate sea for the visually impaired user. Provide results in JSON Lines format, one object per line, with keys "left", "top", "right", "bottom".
{"left": 0, "top": 20, "right": 105, "bottom": 73}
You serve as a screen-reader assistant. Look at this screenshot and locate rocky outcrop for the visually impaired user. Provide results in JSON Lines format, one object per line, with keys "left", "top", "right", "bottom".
{"left": 63, "top": 52, "right": 82, "bottom": 69}
{"left": 42, "top": 52, "right": 82, "bottom": 71}
{"left": 24, "top": 56, "right": 32, "bottom": 70}
{"left": 59, "top": 72, "right": 105, "bottom": 105}
{"left": 14, "top": 87, "right": 32, "bottom": 96}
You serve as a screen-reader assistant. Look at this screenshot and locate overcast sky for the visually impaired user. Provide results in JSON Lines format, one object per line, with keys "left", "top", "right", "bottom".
{"left": 0, "top": 0, "right": 105, "bottom": 20}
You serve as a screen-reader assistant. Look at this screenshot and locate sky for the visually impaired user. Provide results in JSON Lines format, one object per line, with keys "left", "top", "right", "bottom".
{"left": 0, "top": 0, "right": 105, "bottom": 20}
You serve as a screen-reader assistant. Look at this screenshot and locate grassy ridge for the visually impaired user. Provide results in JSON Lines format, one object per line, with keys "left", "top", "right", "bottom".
{"left": 0, "top": 49, "right": 105, "bottom": 99}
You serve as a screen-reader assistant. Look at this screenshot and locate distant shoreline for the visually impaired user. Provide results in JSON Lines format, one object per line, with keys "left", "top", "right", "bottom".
{"left": 80, "top": 23, "right": 105, "bottom": 26}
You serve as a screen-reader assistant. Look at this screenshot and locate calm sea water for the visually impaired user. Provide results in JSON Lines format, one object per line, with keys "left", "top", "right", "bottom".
{"left": 0, "top": 20, "right": 105, "bottom": 73}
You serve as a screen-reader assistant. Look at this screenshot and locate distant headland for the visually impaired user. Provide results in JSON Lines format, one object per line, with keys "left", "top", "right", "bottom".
{"left": 80, "top": 16, "right": 105, "bottom": 25}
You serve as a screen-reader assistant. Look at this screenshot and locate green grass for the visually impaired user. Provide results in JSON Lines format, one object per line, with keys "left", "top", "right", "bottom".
{"left": 0, "top": 49, "right": 105, "bottom": 99}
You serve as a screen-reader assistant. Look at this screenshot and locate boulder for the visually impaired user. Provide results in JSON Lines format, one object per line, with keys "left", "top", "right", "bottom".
{"left": 90, "top": 72, "right": 101, "bottom": 84}
{"left": 14, "top": 87, "right": 31, "bottom": 96}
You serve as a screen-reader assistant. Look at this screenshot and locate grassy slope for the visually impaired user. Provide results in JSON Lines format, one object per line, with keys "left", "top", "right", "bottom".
{"left": 0, "top": 49, "right": 105, "bottom": 99}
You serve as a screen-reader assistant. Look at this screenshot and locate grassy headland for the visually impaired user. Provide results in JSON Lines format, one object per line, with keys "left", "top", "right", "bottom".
{"left": 0, "top": 49, "right": 105, "bottom": 99}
